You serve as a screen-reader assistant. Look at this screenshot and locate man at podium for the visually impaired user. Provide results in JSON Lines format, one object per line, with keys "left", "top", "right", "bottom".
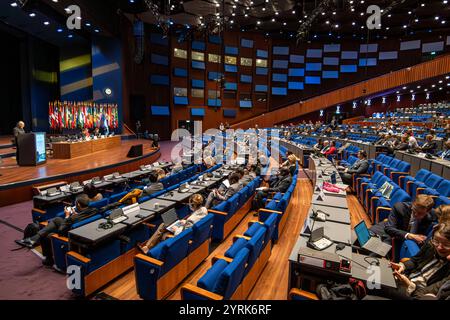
{"left": 13, "top": 121, "right": 26, "bottom": 161}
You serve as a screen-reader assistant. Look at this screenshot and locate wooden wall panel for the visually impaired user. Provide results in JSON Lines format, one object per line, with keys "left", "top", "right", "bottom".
{"left": 232, "top": 53, "right": 450, "bottom": 129}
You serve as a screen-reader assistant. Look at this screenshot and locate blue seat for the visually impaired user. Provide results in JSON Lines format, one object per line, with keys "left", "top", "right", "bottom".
{"left": 189, "top": 214, "right": 214, "bottom": 253}
{"left": 192, "top": 248, "right": 250, "bottom": 300}
{"left": 410, "top": 173, "right": 443, "bottom": 199}
{"left": 421, "top": 179, "right": 450, "bottom": 198}
{"left": 245, "top": 213, "right": 278, "bottom": 246}
{"left": 400, "top": 169, "right": 431, "bottom": 192}
{"left": 372, "top": 187, "right": 411, "bottom": 222}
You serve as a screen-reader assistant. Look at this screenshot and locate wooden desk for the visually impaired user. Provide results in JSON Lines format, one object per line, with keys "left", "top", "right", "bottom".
{"left": 52, "top": 136, "right": 121, "bottom": 159}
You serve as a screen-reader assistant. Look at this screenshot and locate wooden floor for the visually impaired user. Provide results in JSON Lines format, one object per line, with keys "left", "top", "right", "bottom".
{"left": 101, "top": 168, "right": 371, "bottom": 300}
{"left": 0, "top": 139, "right": 155, "bottom": 185}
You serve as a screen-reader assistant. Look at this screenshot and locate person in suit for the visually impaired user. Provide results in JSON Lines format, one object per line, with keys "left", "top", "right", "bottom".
{"left": 439, "top": 140, "right": 450, "bottom": 160}
{"left": 338, "top": 150, "right": 369, "bottom": 186}
{"left": 13, "top": 121, "right": 25, "bottom": 143}
{"left": 81, "top": 128, "right": 90, "bottom": 140}
{"left": 253, "top": 168, "right": 292, "bottom": 211}
{"left": 137, "top": 194, "right": 208, "bottom": 254}
{"left": 142, "top": 172, "right": 164, "bottom": 196}
{"left": 420, "top": 135, "right": 438, "bottom": 155}
{"left": 394, "top": 135, "right": 409, "bottom": 151}
{"left": 205, "top": 173, "right": 242, "bottom": 209}
{"left": 370, "top": 195, "right": 437, "bottom": 246}
{"left": 15, "top": 194, "right": 97, "bottom": 265}
{"left": 92, "top": 127, "right": 101, "bottom": 138}
{"left": 369, "top": 223, "right": 450, "bottom": 300}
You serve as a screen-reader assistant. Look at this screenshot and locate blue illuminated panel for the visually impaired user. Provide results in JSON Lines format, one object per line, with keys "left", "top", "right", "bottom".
{"left": 289, "top": 68, "right": 305, "bottom": 77}
{"left": 323, "top": 57, "right": 339, "bottom": 66}
{"left": 225, "top": 46, "right": 239, "bottom": 55}
{"left": 223, "top": 109, "right": 237, "bottom": 118}
{"left": 225, "top": 64, "right": 238, "bottom": 73}
{"left": 306, "top": 63, "right": 322, "bottom": 71}
{"left": 225, "top": 82, "right": 237, "bottom": 90}
{"left": 273, "top": 60, "right": 289, "bottom": 69}
{"left": 241, "top": 39, "right": 254, "bottom": 48}
{"left": 323, "top": 44, "right": 341, "bottom": 53}
{"left": 256, "top": 50, "right": 268, "bottom": 58}
{"left": 290, "top": 55, "right": 304, "bottom": 64}
{"left": 240, "top": 74, "right": 252, "bottom": 83}
{"left": 359, "top": 58, "right": 377, "bottom": 67}
{"left": 173, "top": 68, "right": 188, "bottom": 77}
{"left": 150, "top": 75, "right": 169, "bottom": 85}
{"left": 306, "top": 49, "right": 323, "bottom": 58}
{"left": 151, "top": 106, "right": 170, "bottom": 116}
{"left": 191, "top": 79, "right": 205, "bottom": 88}
{"left": 272, "top": 87, "right": 287, "bottom": 95}
{"left": 191, "top": 108, "right": 206, "bottom": 116}
{"left": 341, "top": 51, "right": 358, "bottom": 60}
{"left": 340, "top": 65, "right": 357, "bottom": 73}
{"left": 192, "top": 61, "right": 205, "bottom": 70}
{"left": 151, "top": 54, "right": 169, "bottom": 66}
{"left": 322, "top": 71, "right": 339, "bottom": 79}
{"left": 174, "top": 97, "right": 189, "bottom": 105}
{"left": 288, "top": 82, "right": 304, "bottom": 90}
{"left": 305, "top": 76, "right": 321, "bottom": 84}
{"left": 272, "top": 73, "right": 288, "bottom": 82}
{"left": 240, "top": 100, "right": 252, "bottom": 108}
{"left": 192, "top": 41, "right": 206, "bottom": 51}
{"left": 255, "top": 84, "right": 268, "bottom": 92}
{"left": 207, "top": 99, "right": 222, "bottom": 107}
{"left": 273, "top": 46, "right": 289, "bottom": 55}
{"left": 209, "top": 72, "right": 223, "bottom": 81}
{"left": 256, "top": 67, "right": 268, "bottom": 75}
{"left": 209, "top": 35, "right": 222, "bottom": 44}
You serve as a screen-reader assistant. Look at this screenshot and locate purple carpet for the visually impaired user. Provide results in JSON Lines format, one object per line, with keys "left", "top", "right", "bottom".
{"left": 0, "top": 141, "right": 177, "bottom": 300}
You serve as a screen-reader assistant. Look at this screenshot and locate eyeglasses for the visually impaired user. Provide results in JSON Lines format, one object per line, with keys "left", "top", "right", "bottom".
{"left": 431, "top": 238, "right": 450, "bottom": 250}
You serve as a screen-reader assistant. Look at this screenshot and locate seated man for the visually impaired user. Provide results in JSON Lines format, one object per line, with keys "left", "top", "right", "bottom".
{"left": 320, "top": 141, "right": 330, "bottom": 154}
{"left": 338, "top": 150, "right": 369, "bottom": 186}
{"left": 370, "top": 194, "right": 437, "bottom": 246}
{"left": 143, "top": 172, "right": 164, "bottom": 196}
{"left": 439, "top": 140, "right": 450, "bottom": 160}
{"left": 253, "top": 168, "right": 292, "bottom": 211}
{"left": 83, "top": 183, "right": 103, "bottom": 202}
{"left": 205, "top": 174, "right": 242, "bottom": 209}
{"left": 313, "top": 139, "right": 324, "bottom": 152}
{"left": 138, "top": 194, "right": 208, "bottom": 254}
{"left": 15, "top": 195, "right": 97, "bottom": 265}
{"left": 420, "top": 135, "right": 438, "bottom": 155}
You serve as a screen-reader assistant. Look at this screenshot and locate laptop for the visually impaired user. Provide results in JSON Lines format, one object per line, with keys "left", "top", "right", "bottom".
{"left": 161, "top": 208, "right": 184, "bottom": 233}
{"left": 354, "top": 220, "right": 391, "bottom": 257}
{"left": 109, "top": 208, "right": 128, "bottom": 224}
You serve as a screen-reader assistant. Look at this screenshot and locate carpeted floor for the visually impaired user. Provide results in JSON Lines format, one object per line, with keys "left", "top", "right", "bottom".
{"left": 0, "top": 141, "right": 177, "bottom": 300}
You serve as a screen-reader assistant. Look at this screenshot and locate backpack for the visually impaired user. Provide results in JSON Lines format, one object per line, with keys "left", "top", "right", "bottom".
{"left": 23, "top": 223, "right": 39, "bottom": 240}
{"left": 316, "top": 279, "right": 367, "bottom": 300}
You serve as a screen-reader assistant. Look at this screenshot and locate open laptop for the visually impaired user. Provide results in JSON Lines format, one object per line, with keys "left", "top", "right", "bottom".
{"left": 355, "top": 220, "right": 391, "bottom": 257}
{"left": 109, "top": 208, "right": 128, "bottom": 224}
{"left": 161, "top": 208, "right": 185, "bottom": 233}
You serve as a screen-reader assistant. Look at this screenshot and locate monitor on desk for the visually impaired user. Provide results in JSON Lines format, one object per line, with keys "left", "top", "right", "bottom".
{"left": 354, "top": 221, "right": 371, "bottom": 246}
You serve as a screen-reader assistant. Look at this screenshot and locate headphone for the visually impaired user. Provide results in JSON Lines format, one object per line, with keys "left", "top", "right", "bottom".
{"left": 98, "top": 221, "right": 114, "bottom": 230}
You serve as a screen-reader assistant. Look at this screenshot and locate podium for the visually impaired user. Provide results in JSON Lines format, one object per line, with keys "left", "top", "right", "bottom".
{"left": 17, "top": 133, "right": 47, "bottom": 166}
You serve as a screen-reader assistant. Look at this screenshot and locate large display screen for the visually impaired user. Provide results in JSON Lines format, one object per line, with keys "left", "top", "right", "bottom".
{"left": 35, "top": 132, "right": 46, "bottom": 164}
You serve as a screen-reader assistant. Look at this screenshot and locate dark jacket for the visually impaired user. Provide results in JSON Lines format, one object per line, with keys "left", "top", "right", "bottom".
{"left": 384, "top": 202, "right": 436, "bottom": 240}
{"left": 403, "top": 241, "right": 450, "bottom": 296}
{"left": 269, "top": 175, "right": 292, "bottom": 193}
{"left": 421, "top": 141, "right": 438, "bottom": 155}
{"left": 347, "top": 159, "right": 369, "bottom": 175}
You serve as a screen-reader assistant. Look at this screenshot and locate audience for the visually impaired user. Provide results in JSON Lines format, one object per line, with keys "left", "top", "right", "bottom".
{"left": 137, "top": 194, "right": 208, "bottom": 254}
{"left": 143, "top": 172, "right": 164, "bottom": 196}
{"left": 205, "top": 173, "right": 242, "bottom": 209}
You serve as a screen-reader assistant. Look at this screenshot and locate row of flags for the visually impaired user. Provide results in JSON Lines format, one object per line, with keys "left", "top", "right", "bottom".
{"left": 49, "top": 101, "right": 119, "bottom": 130}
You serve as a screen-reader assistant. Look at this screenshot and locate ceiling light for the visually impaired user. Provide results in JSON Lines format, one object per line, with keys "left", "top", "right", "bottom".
{"left": 10, "top": 2, "right": 18, "bottom": 7}
{"left": 29, "top": 13, "right": 36, "bottom": 17}
{"left": 257, "top": 21, "right": 261, "bottom": 25}
{"left": 292, "top": 10, "right": 295, "bottom": 14}
{"left": 435, "top": 16, "right": 440, "bottom": 20}
{"left": 439, "top": 80, "right": 443, "bottom": 83}
{"left": 325, "top": 20, "right": 330, "bottom": 24}
{"left": 283, "top": 22, "right": 287, "bottom": 26}
{"left": 44, "top": 21, "right": 50, "bottom": 25}
{"left": 272, "top": 18, "right": 275, "bottom": 22}
{"left": 275, "top": 12, "right": 279, "bottom": 15}
{"left": 415, "top": 18, "right": 419, "bottom": 22}
{"left": 388, "top": 14, "right": 392, "bottom": 18}
{"left": 352, "top": 22, "right": 356, "bottom": 25}
{"left": 262, "top": 7, "right": 266, "bottom": 11}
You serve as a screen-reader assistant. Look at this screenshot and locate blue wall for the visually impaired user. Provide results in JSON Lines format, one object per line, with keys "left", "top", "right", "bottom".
{"left": 91, "top": 35, "right": 123, "bottom": 132}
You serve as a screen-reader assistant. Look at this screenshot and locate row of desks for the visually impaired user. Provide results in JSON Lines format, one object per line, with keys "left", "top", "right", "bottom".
{"left": 395, "top": 151, "right": 450, "bottom": 179}
{"left": 67, "top": 168, "right": 235, "bottom": 249}
{"left": 284, "top": 147, "right": 397, "bottom": 294}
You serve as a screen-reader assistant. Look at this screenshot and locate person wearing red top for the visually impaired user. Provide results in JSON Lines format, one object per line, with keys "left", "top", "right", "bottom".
{"left": 324, "top": 141, "right": 337, "bottom": 156}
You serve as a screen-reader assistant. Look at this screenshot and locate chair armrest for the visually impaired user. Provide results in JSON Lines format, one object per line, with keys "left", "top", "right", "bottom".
{"left": 233, "top": 235, "right": 251, "bottom": 242}
{"left": 212, "top": 255, "right": 233, "bottom": 264}
{"left": 289, "top": 288, "right": 319, "bottom": 300}
{"left": 208, "top": 209, "right": 227, "bottom": 216}
{"left": 143, "top": 223, "right": 156, "bottom": 229}
{"left": 390, "top": 171, "right": 409, "bottom": 182}
{"left": 400, "top": 258, "right": 411, "bottom": 264}
{"left": 406, "top": 181, "right": 414, "bottom": 195}
{"left": 376, "top": 207, "right": 392, "bottom": 224}
{"left": 258, "top": 208, "right": 283, "bottom": 215}
{"left": 67, "top": 251, "right": 91, "bottom": 264}
{"left": 248, "top": 220, "right": 264, "bottom": 228}
{"left": 181, "top": 284, "right": 223, "bottom": 300}
{"left": 416, "top": 187, "right": 426, "bottom": 195}
{"left": 32, "top": 208, "right": 46, "bottom": 215}
{"left": 50, "top": 234, "right": 68, "bottom": 243}
{"left": 135, "top": 253, "right": 164, "bottom": 267}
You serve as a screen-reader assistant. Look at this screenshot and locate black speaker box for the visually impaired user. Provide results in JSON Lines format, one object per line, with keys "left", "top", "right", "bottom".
{"left": 127, "top": 144, "right": 143, "bottom": 158}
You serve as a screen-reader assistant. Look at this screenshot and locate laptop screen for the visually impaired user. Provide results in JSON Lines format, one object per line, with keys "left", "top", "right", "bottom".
{"left": 161, "top": 208, "right": 178, "bottom": 226}
{"left": 355, "top": 221, "right": 371, "bottom": 246}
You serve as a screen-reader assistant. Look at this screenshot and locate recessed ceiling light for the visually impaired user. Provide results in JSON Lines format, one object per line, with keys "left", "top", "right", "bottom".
{"left": 44, "top": 21, "right": 50, "bottom": 25}
{"left": 10, "top": 2, "right": 18, "bottom": 7}
{"left": 29, "top": 13, "right": 36, "bottom": 17}
{"left": 435, "top": 16, "right": 440, "bottom": 20}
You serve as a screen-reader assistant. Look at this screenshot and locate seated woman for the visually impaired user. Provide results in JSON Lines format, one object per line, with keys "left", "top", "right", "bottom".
{"left": 138, "top": 194, "right": 207, "bottom": 254}
{"left": 83, "top": 183, "right": 103, "bottom": 202}
{"left": 323, "top": 141, "right": 337, "bottom": 157}
{"left": 369, "top": 223, "right": 450, "bottom": 300}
